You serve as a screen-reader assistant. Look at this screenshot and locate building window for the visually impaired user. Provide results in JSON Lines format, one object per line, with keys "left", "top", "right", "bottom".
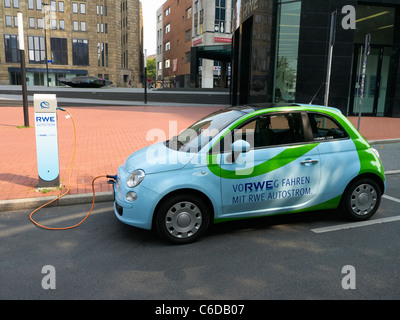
{"left": 165, "top": 41, "right": 170, "bottom": 52}
{"left": 36, "top": 0, "right": 42, "bottom": 11}
{"left": 72, "top": 2, "right": 78, "bottom": 14}
{"left": 215, "top": 0, "right": 226, "bottom": 33}
{"left": 80, "top": 3, "right": 86, "bottom": 14}
{"left": 59, "top": 20, "right": 65, "bottom": 30}
{"left": 58, "top": 1, "right": 64, "bottom": 12}
{"left": 165, "top": 24, "right": 170, "bottom": 34}
{"left": 50, "top": 1, "right": 56, "bottom": 12}
{"left": 194, "top": 1, "right": 198, "bottom": 36}
{"left": 50, "top": 37, "right": 68, "bottom": 65}
{"left": 5, "top": 15, "right": 12, "bottom": 27}
{"left": 28, "top": 0, "right": 34, "bottom": 10}
{"left": 81, "top": 21, "right": 86, "bottom": 32}
{"left": 13, "top": 0, "right": 19, "bottom": 8}
{"left": 4, "top": 34, "right": 20, "bottom": 63}
{"left": 273, "top": 1, "right": 301, "bottom": 103}
{"left": 37, "top": 18, "right": 43, "bottom": 29}
{"left": 51, "top": 19, "right": 57, "bottom": 30}
{"left": 186, "top": 7, "right": 192, "bottom": 20}
{"left": 165, "top": 7, "right": 170, "bottom": 16}
{"left": 28, "top": 36, "right": 46, "bottom": 64}
{"left": 72, "top": 39, "right": 89, "bottom": 65}
{"left": 165, "top": 59, "right": 170, "bottom": 68}
{"left": 97, "top": 42, "right": 109, "bottom": 67}
{"left": 185, "top": 29, "right": 191, "bottom": 42}
{"left": 4, "top": 0, "right": 11, "bottom": 8}
{"left": 29, "top": 17, "right": 35, "bottom": 28}
{"left": 73, "top": 21, "right": 79, "bottom": 31}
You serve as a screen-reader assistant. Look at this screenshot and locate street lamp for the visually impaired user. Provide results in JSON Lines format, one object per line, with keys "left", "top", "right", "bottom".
{"left": 42, "top": 2, "right": 50, "bottom": 87}
{"left": 144, "top": 49, "right": 147, "bottom": 104}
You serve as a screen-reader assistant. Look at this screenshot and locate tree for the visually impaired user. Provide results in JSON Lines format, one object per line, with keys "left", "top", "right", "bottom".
{"left": 146, "top": 58, "right": 156, "bottom": 82}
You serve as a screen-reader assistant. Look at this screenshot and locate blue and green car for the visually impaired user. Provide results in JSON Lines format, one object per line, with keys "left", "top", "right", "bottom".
{"left": 112, "top": 104, "right": 385, "bottom": 244}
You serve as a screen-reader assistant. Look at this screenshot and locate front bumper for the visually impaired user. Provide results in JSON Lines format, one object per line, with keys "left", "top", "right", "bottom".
{"left": 112, "top": 166, "right": 161, "bottom": 230}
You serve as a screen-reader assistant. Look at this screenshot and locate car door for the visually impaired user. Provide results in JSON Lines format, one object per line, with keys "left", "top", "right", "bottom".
{"left": 219, "top": 111, "right": 321, "bottom": 219}
{"left": 306, "top": 112, "right": 359, "bottom": 204}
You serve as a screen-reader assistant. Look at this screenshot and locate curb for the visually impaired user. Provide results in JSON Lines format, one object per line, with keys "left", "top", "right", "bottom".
{"left": 368, "top": 138, "right": 400, "bottom": 145}
{"left": 0, "top": 191, "right": 113, "bottom": 213}
{"left": 386, "top": 170, "right": 400, "bottom": 175}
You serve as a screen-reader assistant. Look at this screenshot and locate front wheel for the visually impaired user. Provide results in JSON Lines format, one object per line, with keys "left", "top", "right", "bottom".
{"left": 341, "top": 178, "right": 381, "bottom": 221}
{"left": 155, "top": 194, "right": 210, "bottom": 244}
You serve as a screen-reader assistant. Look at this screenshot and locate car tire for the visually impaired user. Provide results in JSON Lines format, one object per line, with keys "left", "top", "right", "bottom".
{"left": 341, "top": 178, "right": 381, "bottom": 221}
{"left": 155, "top": 194, "right": 210, "bottom": 244}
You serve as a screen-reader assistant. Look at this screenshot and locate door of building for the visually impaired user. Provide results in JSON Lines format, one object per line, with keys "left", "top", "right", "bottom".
{"left": 349, "top": 45, "right": 391, "bottom": 117}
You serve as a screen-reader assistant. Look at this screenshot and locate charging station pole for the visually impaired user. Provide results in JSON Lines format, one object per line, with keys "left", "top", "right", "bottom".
{"left": 34, "top": 94, "right": 60, "bottom": 188}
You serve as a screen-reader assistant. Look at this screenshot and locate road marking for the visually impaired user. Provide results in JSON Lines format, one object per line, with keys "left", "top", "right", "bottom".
{"left": 311, "top": 216, "right": 400, "bottom": 233}
{"left": 383, "top": 194, "right": 400, "bottom": 203}
{"left": 311, "top": 195, "right": 400, "bottom": 233}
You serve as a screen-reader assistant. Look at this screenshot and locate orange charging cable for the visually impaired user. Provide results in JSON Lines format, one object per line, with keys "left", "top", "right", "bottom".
{"left": 29, "top": 109, "right": 108, "bottom": 230}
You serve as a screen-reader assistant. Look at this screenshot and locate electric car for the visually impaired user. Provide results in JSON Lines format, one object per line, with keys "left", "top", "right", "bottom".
{"left": 112, "top": 103, "right": 385, "bottom": 244}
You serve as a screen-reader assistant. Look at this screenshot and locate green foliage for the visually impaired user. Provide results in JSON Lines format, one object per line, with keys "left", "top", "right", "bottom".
{"left": 146, "top": 58, "right": 156, "bottom": 82}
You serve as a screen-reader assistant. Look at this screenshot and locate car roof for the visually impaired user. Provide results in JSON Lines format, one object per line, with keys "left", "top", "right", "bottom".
{"left": 227, "top": 103, "right": 342, "bottom": 115}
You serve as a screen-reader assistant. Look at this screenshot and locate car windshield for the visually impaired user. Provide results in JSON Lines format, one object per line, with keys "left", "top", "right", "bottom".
{"left": 166, "top": 108, "right": 245, "bottom": 153}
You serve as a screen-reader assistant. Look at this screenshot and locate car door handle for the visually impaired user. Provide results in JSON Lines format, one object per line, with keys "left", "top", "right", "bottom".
{"left": 301, "top": 159, "right": 319, "bottom": 165}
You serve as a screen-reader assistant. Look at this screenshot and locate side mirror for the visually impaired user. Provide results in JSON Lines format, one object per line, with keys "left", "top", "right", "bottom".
{"left": 232, "top": 139, "right": 251, "bottom": 153}
{"left": 230, "top": 140, "right": 251, "bottom": 162}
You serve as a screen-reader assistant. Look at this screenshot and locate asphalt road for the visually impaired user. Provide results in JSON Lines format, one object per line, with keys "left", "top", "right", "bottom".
{"left": 0, "top": 86, "right": 230, "bottom": 106}
{"left": 1, "top": 175, "right": 399, "bottom": 302}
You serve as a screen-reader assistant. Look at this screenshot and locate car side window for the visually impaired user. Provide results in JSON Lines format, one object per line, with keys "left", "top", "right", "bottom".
{"left": 234, "top": 112, "right": 305, "bottom": 149}
{"left": 307, "top": 113, "right": 348, "bottom": 141}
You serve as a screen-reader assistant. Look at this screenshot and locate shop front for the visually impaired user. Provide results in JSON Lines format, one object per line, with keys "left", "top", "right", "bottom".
{"left": 231, "top": 0, "right": 400, "bottom": 117}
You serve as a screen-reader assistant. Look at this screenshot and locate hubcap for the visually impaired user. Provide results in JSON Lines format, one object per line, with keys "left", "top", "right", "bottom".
{"left": 350, "top": 184, "right": 377, "bottom": 216}
{"left": 165, "top": 201, "right": 202, "bottom": 239}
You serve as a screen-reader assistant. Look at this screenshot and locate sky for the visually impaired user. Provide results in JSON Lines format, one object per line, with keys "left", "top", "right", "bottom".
{"left": 141, "top": 0, "right": 167, "bottom": 56}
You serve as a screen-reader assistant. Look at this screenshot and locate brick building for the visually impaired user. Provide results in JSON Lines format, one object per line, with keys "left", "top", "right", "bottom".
{"left": 0, "top": 0, "right": 143, "bottom": 87}
{"left": 156, "top": 0, "right": 233, "bottom": 89}
{"left": 156, "top": 0, "right": 193, "bottom": 88}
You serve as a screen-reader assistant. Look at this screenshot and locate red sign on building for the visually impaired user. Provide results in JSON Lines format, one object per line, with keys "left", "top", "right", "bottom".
{"left": 214, "top": 37, "right": 232, "bottom": 43}
{"left": 193, "top": 38, "right": 203, "bottom": 46}
{"left": 173, "top": 59, "right": 178, "bottom": 72}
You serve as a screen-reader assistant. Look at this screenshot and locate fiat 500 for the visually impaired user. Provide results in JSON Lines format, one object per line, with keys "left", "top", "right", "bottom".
{"left": 112, "top": 104, "right": 385, "bottom": 244}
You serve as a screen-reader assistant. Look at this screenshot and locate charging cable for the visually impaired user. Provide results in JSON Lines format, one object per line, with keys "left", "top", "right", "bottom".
{"left": 29, "top": 108, "right": 112, "bottom": 230}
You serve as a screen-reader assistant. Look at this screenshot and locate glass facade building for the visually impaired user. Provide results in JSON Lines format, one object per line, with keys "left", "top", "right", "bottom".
{"left": 231, "top": 0, "right": 400, "bottom": 117}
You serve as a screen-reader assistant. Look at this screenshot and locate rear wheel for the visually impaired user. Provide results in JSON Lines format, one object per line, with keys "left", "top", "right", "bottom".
{"left": 341, "top": 178, "right": 381, "bottom": 221}
{"left": 155, "top": 194, "right": 210, "bottom": 244}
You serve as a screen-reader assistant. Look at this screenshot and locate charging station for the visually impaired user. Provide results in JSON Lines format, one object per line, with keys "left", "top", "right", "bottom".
{"left": 34, "top": 94, "right": 60, "bottom": 188}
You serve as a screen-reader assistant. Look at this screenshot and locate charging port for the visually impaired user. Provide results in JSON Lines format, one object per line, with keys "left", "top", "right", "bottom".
{"left": 107, "top": 174, "right": 117, "bottom": 185}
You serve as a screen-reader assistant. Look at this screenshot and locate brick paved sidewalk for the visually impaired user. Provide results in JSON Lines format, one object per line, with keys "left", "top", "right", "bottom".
{"left": 0, "top": 106, "right": 399, "bottom": 203}
{"left": 0, "top": 106, "right": 221, "bottom": 202}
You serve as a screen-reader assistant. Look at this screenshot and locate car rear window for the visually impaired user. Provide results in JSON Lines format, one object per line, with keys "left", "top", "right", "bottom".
{"left": 307, "top": 113, "right": 348, "bottom": 141}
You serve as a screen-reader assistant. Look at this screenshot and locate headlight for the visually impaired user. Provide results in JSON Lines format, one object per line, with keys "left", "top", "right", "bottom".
{"left": 126, "top": 191, "right": 138, "bottom": 202}
{"left": 126, "top": 169, "right": 145, "bottom": 188}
